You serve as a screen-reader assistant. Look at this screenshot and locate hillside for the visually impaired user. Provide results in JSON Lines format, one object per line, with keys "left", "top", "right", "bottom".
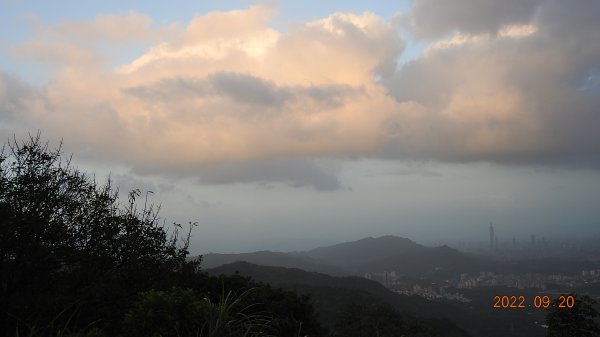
{"left": 297, "top": 235, "right": 489, "bottom": 275}
{"left": 207, "top": 262, "right": 471, "bottom": 337}
{"left": 198, "top": 250, "right": 346, "bottom": 276}
{"left": 197, "top": 236, "right": 495, "bottom": 278}
{"left": 197, "top": 236, "right": 591, "bottom": 279}
{"left": 207, "top": 262, "right": 546, "bottom": 337}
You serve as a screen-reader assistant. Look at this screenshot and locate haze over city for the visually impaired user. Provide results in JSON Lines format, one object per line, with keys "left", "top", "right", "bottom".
{"left": 1, "top": 0, "right": 599, "bottom": 254}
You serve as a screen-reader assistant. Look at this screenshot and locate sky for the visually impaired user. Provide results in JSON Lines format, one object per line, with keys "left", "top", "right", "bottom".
{"left": 1, "top": 0, "right": 600, "bottom": 254}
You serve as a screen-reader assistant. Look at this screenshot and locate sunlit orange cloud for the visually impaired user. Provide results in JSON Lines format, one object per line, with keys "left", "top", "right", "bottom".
{"left": 13, "top": 5, "right": 406, "bottom": 169}
{"left": 4, "top": 2, "right": 600, "bottom": 175}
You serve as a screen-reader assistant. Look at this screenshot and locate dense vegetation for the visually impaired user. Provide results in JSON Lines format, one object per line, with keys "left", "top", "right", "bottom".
{"left": 0, "top": 135, "right": 323, "bottom": 337}
{"left": 545, "top": 293, "right": 600, "bottom": 337}
{"left": 207, "top": 262, "right": 469, "bottom": 337}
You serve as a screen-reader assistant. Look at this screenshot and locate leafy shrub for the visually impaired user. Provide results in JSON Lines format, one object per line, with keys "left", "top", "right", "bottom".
{"left": 0, "top": 134, "right": 197, "bottom": 335}
{"left": 333, "top": 302, "right": 439, "bottom": 337}
{"left": 0, "top": 134, "right": 325, "bottom": 337}
{"left": 545, "top": 293, "right": 600, "bottom": 337}
{"left": 123, "top": 287, "right": 273, "bottom": 337}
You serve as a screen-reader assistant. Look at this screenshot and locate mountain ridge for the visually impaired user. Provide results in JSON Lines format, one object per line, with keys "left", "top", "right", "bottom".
{"left": 296, "top": 235, "right": 486, "bottom": 275}
{"left": 197, "top": 235, "right": 485, "bottom": 277}
{"left": 198, "top": 249, "right": 346, "bottom": 276}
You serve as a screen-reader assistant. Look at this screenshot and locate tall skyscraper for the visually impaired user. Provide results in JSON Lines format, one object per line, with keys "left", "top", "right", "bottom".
{"left": 384, "top": 271, "right": 391, "bottom": 288}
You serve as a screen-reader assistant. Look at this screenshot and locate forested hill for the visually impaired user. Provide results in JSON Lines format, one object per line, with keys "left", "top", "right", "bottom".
{"left": 207, "top": 262, "right": 473, "bottom": 337}
{"left": 207, "top": 261, "right": 547, "bottom": 337}
{"left": 295, "top": 235, "right": 489, "bottom": 274}
{"left": 198, "top": 235, "right": 491, "bottom": 277}
{"left": 199, "top": 250, "right": 346, "bottom": 276}
{"left": 198, "top": 235, "right": 600, "bottom": 278}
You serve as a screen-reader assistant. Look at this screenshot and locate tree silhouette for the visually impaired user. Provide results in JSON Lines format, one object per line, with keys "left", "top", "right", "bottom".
{"left": 545, "top": 293, "right": 600, "bottom": 337}
{"left": 123, "top": 287, "right": 274, "bottom": 337}
{"left": 0, "top": 134, "right": 197, "bottom": 335}
{"left": 0, "top": 134, "right": 326, "bottom": 337}
{"left": 333, "top": 302, "right": 438, "bottom": 337}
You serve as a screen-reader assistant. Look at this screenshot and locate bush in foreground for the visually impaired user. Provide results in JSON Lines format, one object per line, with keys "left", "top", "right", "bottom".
{"left": 0, "top": 134, "right": 324, "bottom": 337}
{"left": 545, "top": 293, "right": 600, "bottom": 337}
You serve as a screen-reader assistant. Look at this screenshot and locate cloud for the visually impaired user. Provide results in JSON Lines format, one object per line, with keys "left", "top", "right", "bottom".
{"left": 382, "top": 0, "right": 600, "bottom": 165}
{"left": 399, "top": 0, "right": 545, "bottom": 39}
{"left": 0, "top": 71, "right": 31, "bottom": 119}
{"left": 46, "top": 12, "right": 179, "bottom": 45}
{"left": 125, "top": 72, "right": 357, "bottom": 109}
{"left": 0, "top": 71, "right": 44, "bottom": 135}
{"left": 11, "top": 39, "right": 107, "bottom": 67}
{"left": 2, "top": 2, "right": 600, "bottom": 189}
{"left": 196, "top": 158, "right": 342, "bottom": 191}
{"left": 10, "top": 12, "right": 179, "bottom": 67}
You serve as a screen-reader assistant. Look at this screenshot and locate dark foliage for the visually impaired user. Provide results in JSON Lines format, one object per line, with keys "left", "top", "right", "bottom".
{"left": 200, "top": 251, "right": 346, "bottom": 276}
{"left": 0, "top": 134, "right": 199, "bottom": 334}
{"left": 123, "top": 287, "right": 214, "bottom": 337}
{"left": 297, "top": 236, "right": 489, "bottom": 276}
{"left": 122, "top": 283, "right": 326, "bottom": 337}
{"left": 207, "top": 262, "right": 473, "bottom": 337}
{"left": 246, "top": 284, "right": 326, "bottom": 337}
{"left": 545, "top": 293, "right": 600, "bottom": 337}
{"left": 0, "top": 134, "right": 325, "bottom": 337}
{"left": 123, "top": 287, "right": 276, "bottom": 337}
{"left": 333, "top": 302, "right": 438, "bottom": 337}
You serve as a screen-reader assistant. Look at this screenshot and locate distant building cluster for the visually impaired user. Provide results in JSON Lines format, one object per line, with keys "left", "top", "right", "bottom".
{"left": 364, "top": 271, "right": 470, "bottom": 302}
{"left": 488, "top": 223, "right": 549, "bottom": 255}
{"left": 360, "top": 223, "right": 600, "bottom": 302}
{"left": 364, "top": 269, "right": 600, "bottom": 302}
{"left": 455, "top": 224, "right": 598, "bottom": 261}
{"left": 456, "top": 270, "right": 600, "bottom": 290}
{"left": 457, "top": 272, "right": 548, "bottom": 289}
{"left": 581, "top": 269, "right": 600, "bottom": 277}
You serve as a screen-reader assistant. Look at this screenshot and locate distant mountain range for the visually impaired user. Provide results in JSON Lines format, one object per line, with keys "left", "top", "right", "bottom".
{"left": 196, "top": 235, "right": 589, "bottom": 337}
{"left": 198, "top": 235, "right": 489, "bottom": 277}
{"left": 200, "top": 250, "right": 347, "bottom": 276}
{"left": 295, "top": 235, "right": 489, "bottom": 275}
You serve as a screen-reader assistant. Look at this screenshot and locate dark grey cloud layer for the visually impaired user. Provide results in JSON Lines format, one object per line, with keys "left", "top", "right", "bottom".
{"left": 196, "top": 158, "right": 342, "bottom": 191}
{"left": 402, "top": 0, "right": 545, "bottom": 39}
{"left": 125, "top": 72, "right": 357, "bottom": 109}
{"left": 0, "top": 71, "right": 34, "bottom": 121}
{"left": 384, "top": 0, "right": 600, "bottom": 166}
